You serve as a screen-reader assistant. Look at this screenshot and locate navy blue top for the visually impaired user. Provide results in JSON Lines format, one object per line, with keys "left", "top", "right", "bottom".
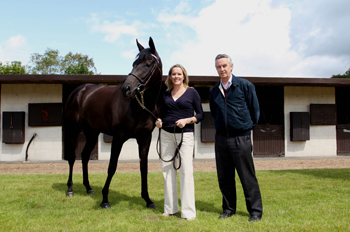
{"left": 209, "top": 74, "right": 260, "bottom": 137}
{"left": 159, "top": 87, "right": 204, "bottom": 133}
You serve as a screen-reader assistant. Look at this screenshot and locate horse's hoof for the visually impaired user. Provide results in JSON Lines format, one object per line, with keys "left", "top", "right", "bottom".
{"left": 147, "top": 203, "right": 157, "bottom": 209}
{"left": 66, "top": 191, "right": 74, "bottom": 197}
{"left": 87, "top": 190, "right": 95, "bottom": 195}
{"left": 100, "top": 203, "right": 111, "bottom": 209}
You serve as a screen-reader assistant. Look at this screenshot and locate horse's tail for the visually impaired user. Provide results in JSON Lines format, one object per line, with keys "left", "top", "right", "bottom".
{"left": 63, "top": 120, "right": 80, "bottom": 161}
{"left": 63, "top": 86, "right": 83, "bottom": 161}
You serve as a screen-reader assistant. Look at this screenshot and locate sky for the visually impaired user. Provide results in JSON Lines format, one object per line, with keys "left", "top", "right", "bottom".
{"left": 1, "top": 0, "right": 350, "bottom": 78}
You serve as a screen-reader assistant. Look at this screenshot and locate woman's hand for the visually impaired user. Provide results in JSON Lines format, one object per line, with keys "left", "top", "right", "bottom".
{"left": 155, "top": 118, "right": 162, "bottom": 128}
{"left": 175, "top": 118, "right": 190, "bottom": 128}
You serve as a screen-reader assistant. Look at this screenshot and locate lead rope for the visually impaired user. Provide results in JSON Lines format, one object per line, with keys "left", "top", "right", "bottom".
{"left": 135, "top": 89, "right": 158, "bottom": 120}
{"left": 156, "top": 125, "right": 183, "bottom": 170}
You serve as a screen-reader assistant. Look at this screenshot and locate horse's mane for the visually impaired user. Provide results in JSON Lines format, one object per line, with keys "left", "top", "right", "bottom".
{"left": 132, "top": 48, "right": 153, "bottom": 67}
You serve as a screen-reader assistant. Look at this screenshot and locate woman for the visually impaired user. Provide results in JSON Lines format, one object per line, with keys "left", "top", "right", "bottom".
{"left": 155, "top": 64, "right": 204, "bottom": 220}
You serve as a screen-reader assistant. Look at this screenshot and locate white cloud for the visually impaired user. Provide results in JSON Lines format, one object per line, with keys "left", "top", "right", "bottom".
{"left": 157, "top": 13, "right": 193, "bottom": 26}
{"left": 5, "top": 35, "right": 27, "bottom": 48}
{"left": 121, "top": 49, "right": 138, "bottom": 59}
{"left": 174, "top": 0, "right": 192, "bottom": 14}
{"left": 157, "top": 0, "right": 295, "bottom": 76}
{"left": 156, "top": 0, "right": 350, "bottom": 77}
{"left": 288, "top": 0, "right": 350, "bottom": 58}
{"left": 0, "top": 35, "right": 30, "bottom": 64}
{"left": 88, "top": 13, "right": 141, "bottom": 43}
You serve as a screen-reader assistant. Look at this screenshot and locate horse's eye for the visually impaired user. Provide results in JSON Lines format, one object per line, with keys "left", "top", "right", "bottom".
{"left": 146, "top": 62, "right": 152, "bottom": 67}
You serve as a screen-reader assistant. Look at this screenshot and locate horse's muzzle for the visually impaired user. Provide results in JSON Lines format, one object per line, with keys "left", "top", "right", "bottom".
{"left": 121, "top": 83, "right": 133, "bottom": 98}
{"left": 122, "top": 83, "right": 143, "bottom": 99}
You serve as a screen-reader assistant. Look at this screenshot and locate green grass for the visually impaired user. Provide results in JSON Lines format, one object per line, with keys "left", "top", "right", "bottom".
{"left": 0, "top": 169, "right": 349, "bottom": 231}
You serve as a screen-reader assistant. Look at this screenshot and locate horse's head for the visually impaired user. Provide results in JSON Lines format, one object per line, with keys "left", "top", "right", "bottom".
{"left": 122, "top": 37, "right": 163, "bottom": 98}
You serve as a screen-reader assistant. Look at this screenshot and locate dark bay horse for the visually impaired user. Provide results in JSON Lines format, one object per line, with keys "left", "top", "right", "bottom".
{"left": 64, "top": 37, "right": 162, "bottom": 209}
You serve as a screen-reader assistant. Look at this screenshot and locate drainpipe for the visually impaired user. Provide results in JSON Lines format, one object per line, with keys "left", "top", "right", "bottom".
{"left": 25, "top": 133, "right": 37, "bottom": 162}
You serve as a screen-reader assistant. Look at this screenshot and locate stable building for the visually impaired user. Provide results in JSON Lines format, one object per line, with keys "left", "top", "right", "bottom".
{"left": 0, "top": 74, "right": 349, "bottom": 162}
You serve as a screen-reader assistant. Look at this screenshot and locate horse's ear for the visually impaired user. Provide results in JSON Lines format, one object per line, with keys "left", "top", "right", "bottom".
{"left": 136, "top": 39, "right": 144, "bottom": 51}
{"left": 149, "top": 37, "right": 156, "bottom": 53}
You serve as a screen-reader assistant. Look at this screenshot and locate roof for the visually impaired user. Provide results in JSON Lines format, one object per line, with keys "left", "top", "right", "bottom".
{"left": 1, "top": 74, "right": 350, "bottom": 87}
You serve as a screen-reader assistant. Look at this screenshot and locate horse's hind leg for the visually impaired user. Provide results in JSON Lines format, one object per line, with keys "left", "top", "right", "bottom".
{"left": 66, "top": 159, "right": 75, "bottom": 196}
{"left": 81, "top": 131, "right": 99, "bottom": 195}
{"left": 64, "top": 125, "right": 80, "bottom": 197}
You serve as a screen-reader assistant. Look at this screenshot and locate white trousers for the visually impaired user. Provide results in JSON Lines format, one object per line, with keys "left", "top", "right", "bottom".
{"left": 161, "top": 130, "right": 196, "bottom": 219}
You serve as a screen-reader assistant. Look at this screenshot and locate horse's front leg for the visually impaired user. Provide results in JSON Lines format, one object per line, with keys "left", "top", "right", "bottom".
{"left": 137, "top": 134, "right": 156, "bottom": 209}
{"left": 100, "top": 139, "right": 123, "bottom": 209}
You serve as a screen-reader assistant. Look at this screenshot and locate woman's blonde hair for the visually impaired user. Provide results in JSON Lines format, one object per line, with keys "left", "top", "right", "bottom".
{"left": 165, "top": 64, "right": 189, "bottom": 91}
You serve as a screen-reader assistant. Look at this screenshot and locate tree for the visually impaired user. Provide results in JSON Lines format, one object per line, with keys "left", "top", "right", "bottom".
{"left": 0, "top": 61, "right": 27, "bottom": 74}
{"left": 27, "top": 48, "right": 97, "bottom": 74}
{"left": 64, "top": 62, "right": 95, "bottom": 75}
{"left": 28, "top": 48, "right": 61, "bottom": 74}
{"left": 332, "top": 68, "right": 350, "bottom": 78}
{"left": 62, "top": 52, "right": 97, "bottom": 74}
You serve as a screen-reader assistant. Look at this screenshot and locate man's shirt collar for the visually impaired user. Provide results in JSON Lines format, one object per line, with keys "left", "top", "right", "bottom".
{"left": 220, "top": 74, "right": 233, "bottom": 90}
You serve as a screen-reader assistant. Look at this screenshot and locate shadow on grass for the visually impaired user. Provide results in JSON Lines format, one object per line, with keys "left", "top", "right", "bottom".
{"left": 270, "top": 168, "right": 350, "bottom": 180}
{"left": 51, "top": 182, "right": 163, "bottom": 213}
{"left": 195, "top": 199, "right": 250, "bottom": 217}
{"left": 195, "top": 199, "right": 221, "bottom": 215}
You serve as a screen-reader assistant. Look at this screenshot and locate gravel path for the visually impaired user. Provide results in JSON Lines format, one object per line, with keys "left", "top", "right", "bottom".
{"left": 1, "top": 157, "right": 349, "bottom": 175}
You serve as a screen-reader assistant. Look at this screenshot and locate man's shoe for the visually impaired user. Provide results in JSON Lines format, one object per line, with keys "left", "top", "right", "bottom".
{"left": 218, "top": 212, "right": 234, "bottom": 219}
{"left": 248, "top": 215, "right": 261, "bottom": 222}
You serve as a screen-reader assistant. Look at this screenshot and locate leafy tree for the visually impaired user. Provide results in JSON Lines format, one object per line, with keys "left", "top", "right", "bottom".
{"left": 64, "top": 62, "right": 95, "bottom": 75}
{"left": 28, "top": 48, "right": 61, "bottom": 74}
{"left": 62, "top": 52, "right": 97, "bottom": 74}
{"left": 28, "top": 48, "right": 97, "bottom": 74}
{"left": 332, "top": 68, "right": 350, "bottom": 78}
{"left": 0, "top": 61, "right": 27, "bottom": 74}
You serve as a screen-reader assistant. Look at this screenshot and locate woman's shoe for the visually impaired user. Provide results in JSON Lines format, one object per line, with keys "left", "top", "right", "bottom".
{"left": 162, "top": 213, "right": 175, "bottom": 217}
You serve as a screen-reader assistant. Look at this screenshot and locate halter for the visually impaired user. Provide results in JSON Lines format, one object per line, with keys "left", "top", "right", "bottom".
{"left": 129, "top": 54, "right": 161, "bottom": 119}
{"left": 128, "top": 54, "right": 161, "bottom": 87}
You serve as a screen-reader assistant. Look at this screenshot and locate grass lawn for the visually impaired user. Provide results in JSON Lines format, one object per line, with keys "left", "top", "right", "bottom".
{"left": 0, "top": 168, "right": 349, "bottom": 231}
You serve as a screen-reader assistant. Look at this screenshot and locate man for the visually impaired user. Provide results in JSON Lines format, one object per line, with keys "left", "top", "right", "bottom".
{"left": 209, "top": 54, "right": 263, "bottom": 222}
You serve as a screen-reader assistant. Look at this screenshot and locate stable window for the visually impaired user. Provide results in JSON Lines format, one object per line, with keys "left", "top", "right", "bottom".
{"left": 2, "top": 111, "right": 25, "bottom": 144}
{"left": 28, "top": 103, "right": 62, "bottom": 126}
{"left": 290, "top": 112, "right": 310, "bottom": 141}
{"left": 310, "top": 104, "right": 336, "bottom": 125}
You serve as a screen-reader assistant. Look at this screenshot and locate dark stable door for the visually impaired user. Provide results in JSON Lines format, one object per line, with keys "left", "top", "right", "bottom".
{"left": 253, "top": 86, "right": 285, "bottom": 157}
{"left": 336, "top": 87, "right": 350, "bottom": 156}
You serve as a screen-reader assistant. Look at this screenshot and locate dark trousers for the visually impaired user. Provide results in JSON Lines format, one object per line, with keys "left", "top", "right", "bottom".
{"left": 215, "top": 133, "right": 263, "bottom": 217}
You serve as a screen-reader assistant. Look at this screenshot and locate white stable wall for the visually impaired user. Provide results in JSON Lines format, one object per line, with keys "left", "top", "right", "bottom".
{"left": 284, "top": 86, "right": 337, "bottom": 157}
{"left": 1, "top": 84, "right": 62, "bottom": 162}
{"left": 0, "top": 84, "right": 339, "bottom": 162}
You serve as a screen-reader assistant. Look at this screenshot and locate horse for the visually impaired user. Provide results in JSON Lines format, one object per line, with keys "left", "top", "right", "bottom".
{"left": 63, "top": 37, "right": 163, "bottom": 209}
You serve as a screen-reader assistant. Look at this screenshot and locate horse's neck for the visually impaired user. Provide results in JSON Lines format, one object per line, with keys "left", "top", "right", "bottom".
{"left": 144, "top": 82, "right": 162, "bottom": 108}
